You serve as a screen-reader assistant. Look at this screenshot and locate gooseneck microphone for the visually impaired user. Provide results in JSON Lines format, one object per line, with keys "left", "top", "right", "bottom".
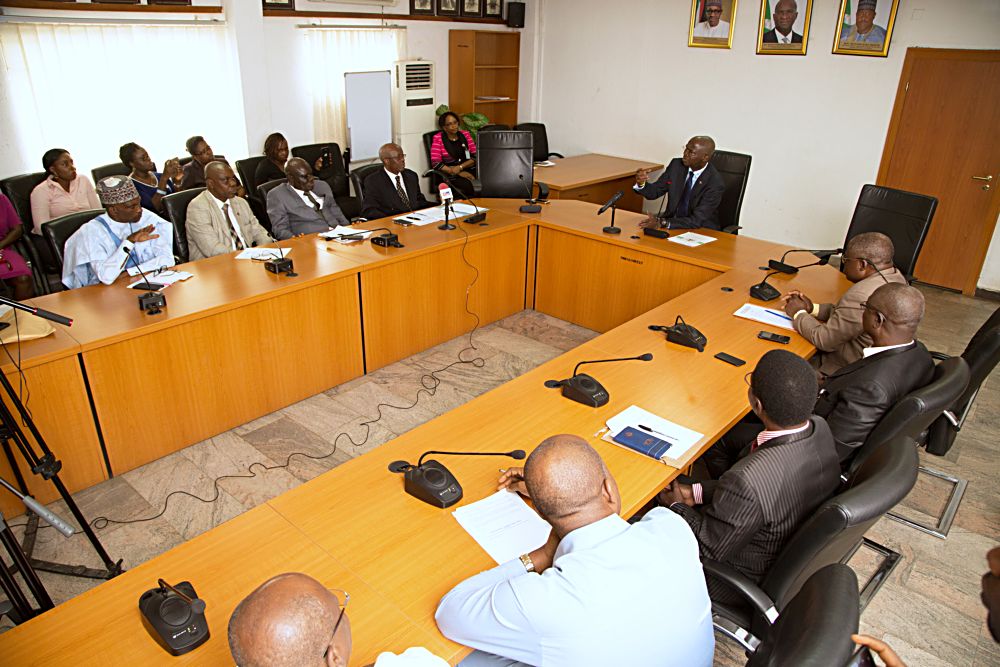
{"left": 0, "top": 296, "right": 72, "bottom": 327}
{"left": 597, "top": 190, "right": 624, "bottom": 234}
{"left": 768, "top": 247, "right": 844, "bottom": 274}
{"left": 388, "top": 449, "right": 527, "bottom": 508}
{"left": 517, "top": 173, "right": 542, "bottom": 213}
{"left": 139, "top": 578, "right": 210, "bottom": 655}
{"left": 750, "top": 270, "right": 783, "bottom": 302}
{"left": 545, "top": 353, "right": 654, "bottom": 407}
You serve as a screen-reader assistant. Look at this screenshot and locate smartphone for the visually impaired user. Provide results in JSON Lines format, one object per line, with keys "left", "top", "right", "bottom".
{"left": 758, "top": 331, "right": 791, "bottom": 344}
{"left": 714, "top": 352, "right": 746, "bottom": 366}
{"left": 845, "top": 646, "right": 876, "bottom": 667}
{"left": 132, "top": 281, "right": 164, "bottom": 291}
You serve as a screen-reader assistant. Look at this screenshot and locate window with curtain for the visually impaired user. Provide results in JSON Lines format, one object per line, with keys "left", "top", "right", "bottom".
{"left": 0, "top": 21, "right": 247, "bottom": 179}
{"left": 304, "top": 27, "right": 406, "bottom": 147}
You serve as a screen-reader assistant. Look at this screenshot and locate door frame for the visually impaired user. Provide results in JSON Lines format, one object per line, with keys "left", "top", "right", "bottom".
{"left": 877, "top": 47, "right": 1000, "bottom": 295}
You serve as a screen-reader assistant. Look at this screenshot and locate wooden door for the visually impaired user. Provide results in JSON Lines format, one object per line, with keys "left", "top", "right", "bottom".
{"left": 878, "top": 49, "right": 1000, "bottom": 294}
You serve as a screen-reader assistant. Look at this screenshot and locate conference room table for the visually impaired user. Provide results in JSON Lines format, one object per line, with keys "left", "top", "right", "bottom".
{"left": 0, "top": 196, "right": 850, "bottom": 665}
{"left": 532, "top": 153, "right": 662, "bottom": 213}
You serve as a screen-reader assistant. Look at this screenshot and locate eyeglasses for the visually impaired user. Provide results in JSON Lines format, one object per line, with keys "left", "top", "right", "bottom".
{"left": 322, "top": 588, "right": 350, "bottom": 659}
{"left": 743, "top": 371, "right": 753, "bottom": 388}
{"left": 384, "top": 154, "right": 406, "bottom": 161}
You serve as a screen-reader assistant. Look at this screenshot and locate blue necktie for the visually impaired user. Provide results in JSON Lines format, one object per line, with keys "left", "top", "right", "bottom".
{"left": 677, "top": 170, "right": 695, "bottom": 218}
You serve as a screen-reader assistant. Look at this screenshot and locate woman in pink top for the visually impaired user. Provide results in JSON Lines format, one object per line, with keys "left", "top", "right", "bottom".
{"left": 429, "top": 112, "right": 477, "bottom": 198}
{"left": 29, "top": 148, "right": 101, "bottom": 235}
{"left": 0, "top": 195, "right": 35, "bottom": 299}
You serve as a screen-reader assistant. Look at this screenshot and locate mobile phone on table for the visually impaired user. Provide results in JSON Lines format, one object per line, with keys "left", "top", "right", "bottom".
{"left": 132, "top": 281, "right": 164, "bottom": 291}
{"left": 714, "top": 352, "right": 746, "bottom": 366}
{"left": 758, "top": 331, "right": 791, "bottom": 344}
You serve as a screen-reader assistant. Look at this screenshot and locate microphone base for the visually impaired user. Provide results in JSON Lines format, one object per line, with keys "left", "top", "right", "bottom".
{"left": 402, "top": 460, "right": 463, "bottom": 508}
{"left": 519, "top": 204, "right": 542, "bottom": 214}
{"left": 464, "top": 212, "right": 487, "bottom": 224}
{"left": 750, "top": 282, "right": 782, "bottom": 302}
{"left": 139, "top": 581, "right": 210, "bottom": 656}
{"left": 602, "top": 226, "right": 622, "bottom": 235}
{"left": 551, "top": 373, "right": 610, "bottom": 407}
{"left": 372, "top": 233, "right": 403, "bottom": 248}
{"left": 138, "top": 291, "right": 166, "bottom": 315}
{"left": 438, "top": 222, "right": 457, "bottom": 230}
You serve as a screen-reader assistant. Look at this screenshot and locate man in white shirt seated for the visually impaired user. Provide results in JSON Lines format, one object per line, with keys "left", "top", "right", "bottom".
{"left": 186, "top": 161, "right": 272, "bottom": 260}
{"left": 435, "top": 434, "right": 715, "bottom": 667}
{"left": 228, "top": 572, "right": 448, "bottom": 667}
{"left": 61, "top": 175, "right": 174, "bottom": 289}
{"left": 693, "top": 0, "right": 730, "bottom": 38}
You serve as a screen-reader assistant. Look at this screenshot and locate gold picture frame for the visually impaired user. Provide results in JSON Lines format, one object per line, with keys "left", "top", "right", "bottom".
{"left": 756, "top": 0, "right": 813, "bottom": 56}
{"left": 832, "top": 0, "right": 900, "bottom": 57}
{"left": 688, "top": 0, "right": 738, "bottom": 50}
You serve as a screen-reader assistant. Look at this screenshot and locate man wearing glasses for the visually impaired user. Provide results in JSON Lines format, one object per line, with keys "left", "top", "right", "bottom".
{"left": 361, "top": 143, "right": 432, "bottom": 220}
{"left": 782, "top": 232, "right": 906, "bottom": 377}
{"left": 228, "top": 573, "right": 447, "bottom": 666}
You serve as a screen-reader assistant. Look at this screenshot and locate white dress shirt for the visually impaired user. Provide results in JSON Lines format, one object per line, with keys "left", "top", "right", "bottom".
{"left": 436, "top": 507, "right": 714, "bottom": 667}
{"left": 290, "top": 184, "right": 324, "bottom": 209}
{"left": 863, "top": 340, "right": 914, "bottom": 358}
{"left": 211, "top": 193, "right": 248, "bottom": 250}
{"left": 634, "top": 164, "right": 708, "bottom": 194}
{"left": 374, "top": 647, "right": 449, "bottom": 666}
{"left": 693, "top": 19, "right": 730, "bottom": 38}
{"left": 61, "top": 208, "right": 174, "bottom": 289}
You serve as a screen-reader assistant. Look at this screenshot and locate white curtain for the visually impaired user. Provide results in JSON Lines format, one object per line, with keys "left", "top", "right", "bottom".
{"left": 0, "top": 22, "right": 247, "bottom": 178}
{"left": 305, "top": 27, "right": 406, "bottom": 146}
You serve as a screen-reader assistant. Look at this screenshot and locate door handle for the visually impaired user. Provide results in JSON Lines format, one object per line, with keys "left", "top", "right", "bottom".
{"left": 972, "top": 175, "right": 993, "bottom": 182}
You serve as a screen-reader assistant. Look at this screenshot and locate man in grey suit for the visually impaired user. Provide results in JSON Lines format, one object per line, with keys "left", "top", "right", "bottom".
{"left": 186, "top": 162, "right": 272, "bottom": 261}
{"left": 266, "top": 157, "right": 349, "bottom": 240}
{"left": 663, "top": 350, "right": 841, "bottom": 603}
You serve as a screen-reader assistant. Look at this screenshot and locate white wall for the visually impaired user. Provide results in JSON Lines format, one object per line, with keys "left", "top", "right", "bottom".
{"left": 535, "top": 0, "right": 1000, "bottom": 289}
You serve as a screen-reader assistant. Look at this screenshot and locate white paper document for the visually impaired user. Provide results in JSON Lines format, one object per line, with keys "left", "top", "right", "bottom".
{"left": 394, "top": 208, "right": 444, "bottom": 226}
{"left": 320, "top": 226, "right": 373, "bottom": 243}
{"left": 126, "top": 270, "right": 193, "bottom": 289}
{"left": 452, "top": 491, "right": 551, "bottom": 565}
{"left": 533, "top": 161, "right": 556, "bottom": 168}
{"left": 451, "top": 202, "right": 487, "bottom": 216}
{"left": 235, "top": 248, "right": 291, "bottom": 260}
{"left": 667, "top": 232, "right": 717, "bottom": 248}
{"left": 602, "top": 405, "right": 704, "bottom": 465}
{"left": 733, "top": 303, "right": 796, "bottom": 331}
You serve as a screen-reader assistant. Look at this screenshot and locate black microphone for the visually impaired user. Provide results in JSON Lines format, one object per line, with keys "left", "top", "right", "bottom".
{"left": 768, "top": 247, "right": 843, "bottom": 274}
{"left": 597, "top": 190, "right": 624, "bottom": 234}
{"left": 388, "top": 449, "right": 526, "bottom": 508}
{"left": 0, "top": 295, "right": 72, "bottom": 327}
{"left": 416, "top": 448, "right": 525, "bottom": 467}
{"left": 157, "top": 579, "right": 207, "bottom": 616}
{"left": 343, "top": 226, "right": 402, "bottom": 248}
{"left": 750, "top": 270, "right": 783, "bottom": 302}
{"left": 123, "top": 229, "right": 167, "bottom": 315}
{"left": 545, "top": 353, "right": 654, "bottom": 407}
{"left": 517, "top": 174, "right": 542, "bottom": 214}
{"left": 598, "top": 190, "right": 624, "bottom": 215}
{"left": 424, "top": 168, "right": 487, "bottom": 224}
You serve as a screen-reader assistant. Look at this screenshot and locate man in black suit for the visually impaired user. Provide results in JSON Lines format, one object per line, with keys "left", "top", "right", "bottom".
{"left": 635, "top": 135, "right": 725, "bottom": 230}
{"left": 361, "top": 143, "right": 431, "bottom": 220}
{"left": 762, "top": 0, "right": 803, "bottom": 44}
{"left": 663, "top": 350, "right": 841, "bottom": 603}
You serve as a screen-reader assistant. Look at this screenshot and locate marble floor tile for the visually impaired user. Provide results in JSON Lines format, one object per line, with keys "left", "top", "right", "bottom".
{"left": 409, "top": 347, "right": 536, "bottom": 399}
{"left": 472, "top": 325, "right": 564, "bottom": 366}
{"left": 282, "top": 391, "right": 398, "bottom": 457}
{"left": 327, "top": 379, "right": 439, "bottom": 436}
{"left": 239, "top": 415, "right": 353, "bottom": 482}
{"left": 496, "top": 309, "right": 599, "bottom": 351}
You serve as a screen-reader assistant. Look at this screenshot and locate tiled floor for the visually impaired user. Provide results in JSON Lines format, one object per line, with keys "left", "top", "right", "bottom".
{"left": 1, "top": 289, "right": 998, "bottom": 666}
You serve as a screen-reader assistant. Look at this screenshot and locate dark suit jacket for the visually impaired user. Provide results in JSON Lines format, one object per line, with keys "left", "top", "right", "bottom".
{"left": 265, "top": 180, "right": 349, "bottom": 240}
{"left": 814, "top": 341, "right": 934, "bottom": 463}
{"left": 636, "top": 158, "right": 725, "bottom": 230}
{"left": 672, "top": 417, "right": 840, "bottom": 602}
{"left": 361, "top": 168, "right": 431, "bottom": 220}
{"left": 763, "top": 29, "right": 803, "bottom": 43}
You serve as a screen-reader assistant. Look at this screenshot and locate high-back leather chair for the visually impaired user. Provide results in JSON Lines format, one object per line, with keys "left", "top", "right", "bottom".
{"left": 0, "top": 172, "right": 53, "bottom": 293}
{"left": 258, "top": 178, "right": 285, "bottom": 202}
{"left": 350, "top": 164, "right": 384, "bottom": 205}
{"left": 91, "top": 162, "right": 129, "bottom": 184}
{"left": 41, "top": 209, "right": 105, "bottom": 276}
{"left": 235, "top": 156, "right": 267, "bottom": 203}
{"left": 422, "top": 130, "right": 446, "bottom": 194}
{"left": 479, "top": 124, "right": 511, "bottom": 134}
{"left": 513, "top": 123, "right": 563, "bottom": 163}
{"left": 744, "top": 564, "right": 859, "bottom": 667}
{"left": 477, "top": 130, "right": 534, "bottom": 198}
{"left": 710, "top": 150, "right": 752, "bottom": 235}
{"left": 843, "top": 184, "right": 937, "bottom": 281}
{"left": 161, "top": 187, "right": 205, "bottom": 264}
{"left": 706, "top": 435, "right": 918, "bottom": 647}
{"left": 290, "top": 142, "right": 358, "bottom": 219}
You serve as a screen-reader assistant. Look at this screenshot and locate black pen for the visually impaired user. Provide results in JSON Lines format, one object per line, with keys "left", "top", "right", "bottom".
{"left": 638, "top": 424, "right": 676, "bottom": 442}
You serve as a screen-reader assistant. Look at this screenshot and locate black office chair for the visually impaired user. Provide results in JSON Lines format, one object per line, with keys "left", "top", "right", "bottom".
{"left": 479, "top": 124, "right": 511, "bottom": 133}
{"left": 349, "top": 164, "right": 384, "bottom": 204}
{"left": 290, "top": 142, "right": 359, "bottom": 219}
{"left": 41, "top": 209, "right": 105, "bottom": 278}
{"left": 422, "top": 130, "right": 446, "bottom": 194}
{"left": 91, "top": 162, "right": 129, "bottom": 184}
{"left": 843, "top": 184, "right": 937, "bottom": 281}
{"left": 710, "top": 150, "right": 752, "bottom": 235}
{"left": 741, "top": 564, "right": 859, "bottom": 667}
{"left": 477, "top": 130, "right": 535, "bottom": 199}
{"left": 707, "top": 435, "right": 918, "bottom": 651}
{"left": 161, "top": 187, "right": 205, "bottom": 264}
{"left": 235, "top": 156, "right": 267, "bottom": 200}
{"left": 0, "top": 171, "right": 58, "bottom": 295}
{"left": 513, "top": 122, "right": 564, "bottom": 162}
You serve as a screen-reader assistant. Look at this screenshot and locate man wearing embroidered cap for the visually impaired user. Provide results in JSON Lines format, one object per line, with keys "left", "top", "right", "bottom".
{"left": 61, "top": 175, "right": 174, "bottom": 289}
{"left": 693, "top": 0, "right": 730, "bottom": 39}
{"left": 839, "top": 0, "right": 887, "bottom": 47}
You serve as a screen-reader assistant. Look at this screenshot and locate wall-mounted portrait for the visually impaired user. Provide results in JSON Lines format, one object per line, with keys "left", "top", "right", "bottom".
{"left": 756, "top": 0, "right": 813, "bottom": 55}
{"left": 437, "top": 0, "right": 459, "bottom": 16}
{"left": 689, "top": 0, "right": 737, "bottom": 49}
{"left": 833, "top": 0, "right": 900, "bottom": 57}
{"left": 410, "top": 0, "right": 434, "bottom": 15}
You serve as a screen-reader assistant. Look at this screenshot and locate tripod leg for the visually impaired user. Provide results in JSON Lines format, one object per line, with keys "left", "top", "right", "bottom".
{"left": 1, "top": 513, "right": 53, "bottom": 611}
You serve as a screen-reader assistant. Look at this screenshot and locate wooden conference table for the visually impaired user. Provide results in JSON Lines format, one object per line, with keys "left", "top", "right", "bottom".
{"left": 0, "top": 198, "right": 849, "bottom": 665}
{"left": 533, "top": 153, "right": 662, "bottom": 213}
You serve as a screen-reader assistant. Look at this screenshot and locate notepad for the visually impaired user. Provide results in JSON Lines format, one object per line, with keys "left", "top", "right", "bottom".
{"left": 667, "top": 232, "right": 717, "bottom": 247}
{"left": 602, "top": 405, "right": 704, "bottom": 468}
{"left": 452, "top": 491, "right": 552, "bottom": 565}
{"left": 235, "top": 248, "right": 291, "bottom": 260}
{"left": 733, "top": 303, "right": 796, "bottom": 331}
{"left": 126, "top": 271, "right": 193, "bottom": 289}
{"left": 320, "top": 226, "right": 373, "bottom": 243}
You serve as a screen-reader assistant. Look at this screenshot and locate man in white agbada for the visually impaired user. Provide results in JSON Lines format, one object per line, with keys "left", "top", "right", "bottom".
{"left": 61, "top": 175, "right": 174, "bottom": 289}
{"left": 693, "top": 0, "right": 730, "bottom": 38}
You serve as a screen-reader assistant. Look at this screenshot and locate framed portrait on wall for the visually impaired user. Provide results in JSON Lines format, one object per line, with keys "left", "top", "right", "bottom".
{"left": 410, "top": 0, "right": 434, "bottom": 15}
{"left": 262, "top": 0, "right": 295, "bottom": 9}
{"left": 437, "top": 0, "right": 459, "bottom": 17}
{"left": 756, "top": 0, "right": 812, "bottom": 55}
{"left": 833, "top": 0, "right": 900, "bottom": 57}
{"left": 484, "top": 0, "right": 503, "bottom": 19}
{"left": 689, "top": 0, "right": 738, "bottom": 49}
{"left": 461, "top": 0, "right": 482, "bottom": 18}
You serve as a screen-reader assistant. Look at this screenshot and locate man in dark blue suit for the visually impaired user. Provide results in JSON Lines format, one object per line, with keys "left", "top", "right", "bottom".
{"left": 762, "top": 0, "right": 803, "bottom": 44}
{"left": 635, "top": 135, "right": 725, "bottom": 230}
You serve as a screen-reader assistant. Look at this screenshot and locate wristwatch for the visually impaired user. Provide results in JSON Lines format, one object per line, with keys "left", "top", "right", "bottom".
{"left": 519, "top": 553, "right": 535, "bottom": 573}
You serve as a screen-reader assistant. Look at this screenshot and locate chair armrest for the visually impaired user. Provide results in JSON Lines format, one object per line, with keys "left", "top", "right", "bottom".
{"left": 536, "top": 182, "right": 550, "bottom": 200}
{"left": 930, "top": 351, "right": 951, "bottom": 361}
{"left": 471, "top": 179, "right": 482, "bottom": 197}
{"left": 701, "top": 558, "right": 779, "bottom": 624}
{"left": 547, "top": 152, "right": 565, "bottom": 159}
{"left": 721, "top": 225, "right": 742, "bottom": 235}
{"left": 350, "top": 217, "right": 367, "bottom": 224}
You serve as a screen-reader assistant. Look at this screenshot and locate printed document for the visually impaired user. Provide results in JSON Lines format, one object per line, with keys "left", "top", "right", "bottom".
{"left": 733, "top": 303, "right": 796, "bottom": 331}
{"left": 453, "top": 490, "right": 551, "bottom": 565}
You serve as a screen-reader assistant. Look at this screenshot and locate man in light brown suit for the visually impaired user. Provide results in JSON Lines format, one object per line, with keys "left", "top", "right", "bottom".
{"left": 782, "top": 232, "right": 906, "bottom": 377}
{"left": 186, "top": 161, "right": 272, "bottom": 261}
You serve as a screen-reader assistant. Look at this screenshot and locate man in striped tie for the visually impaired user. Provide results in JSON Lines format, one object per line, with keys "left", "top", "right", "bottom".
{"left": 634, "top": 135, "right": 725, "bottom": 230}
{"left": 361, "top": 143, "right": 432, "bottom": 220}
{"left": 186, "top": 162, "right": 272, "bottom": 261}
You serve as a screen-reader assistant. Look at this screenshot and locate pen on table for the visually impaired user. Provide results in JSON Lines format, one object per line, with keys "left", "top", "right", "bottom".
{"left": 764, "top": 308, "right": 793, "bottom": 322}
{"left": 638, "top": 424, "right": 676, "bottom": 442}
{"left": 499, "top": 468, "right": 508, "bottom": 473}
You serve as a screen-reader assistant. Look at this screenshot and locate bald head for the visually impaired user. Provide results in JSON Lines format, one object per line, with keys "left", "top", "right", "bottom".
{"left": 683, "top": 136, "right": 715, "bottom": 170}
{"left": 846, "top": 232, "right": 894, "bottom": 268}
{"left": 228, "top": 573, "right": 350, "bottom": 667}
{"left": 866, "top": 283, "right": 925, "bottom": 340}
{"left": 524, "top": 435, "right": 619, "bottom": 526}
{"left": 284, "top": 157, "right": 315, "bottom": 192}
{"left": 378, "top": 143, "right": 406, "bottom": 175}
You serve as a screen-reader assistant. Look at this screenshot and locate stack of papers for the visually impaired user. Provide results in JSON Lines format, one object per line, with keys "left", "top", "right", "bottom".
{"left": 320, "top": 226, "right": 373, "bottom": 243}
{"left": 534, "top": 161, "right": 556, "bottom": 168}
{"left": 393, "top": 203, "right": 488, "bottom": 227}
{"left": 235, "top": 248, "right": 291, "bottom": 260}
{"left": 452, "top": 491, "right": 551, "bottom": 565}
{"left": 667, "top": 232, "right": 717, "bottom": 248}
{"left": 602, "top": 405, "right": 704, "bottom": 468}
{"left": 126, "top": 270, "right": 193, "bottom": 289}
{"left": 733, "top": 303, "right": 795, "bottom": 331}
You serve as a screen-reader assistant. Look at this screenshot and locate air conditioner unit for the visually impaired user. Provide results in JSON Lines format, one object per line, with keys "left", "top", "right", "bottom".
{"left": 393, "top": 60, "right": 436, "bottom": 193}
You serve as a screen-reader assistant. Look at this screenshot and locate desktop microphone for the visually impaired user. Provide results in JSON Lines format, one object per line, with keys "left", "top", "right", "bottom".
{"left": 598, "top": 190, "right": 624, "bottom": 215}
{"left": 517, "top": 174, "right": 542, "bottom": 213}
{"left": 750, "top": 270, "right": 783, "bottom": 302}
{"left": 0, "top": 296, "right": 72, "bottom": 327}
{"left": 437, "top": 182, "right": 457, "bottom": 231}
{"left": 544, "top": 353, "right": 654, "bottom": 407}
{"left": 347, "top": 226, "right": 402, "bottom": 248}
{"left": 388, "top": 449, "right": 527, "bottom": 508}
{"left": 139, "top": 578, "right": 210, "bottom": 655}
{"left": 123, "top": 241, "right": 167, "bottom": 315}
{"left": 768, "top": 247, "right": 843, "bottom": 274}
{"left": 597, "top": 190, "right": 624, "bottom": 234}
{"left": 424, "top": 168, "right": 487, "bottom": 224}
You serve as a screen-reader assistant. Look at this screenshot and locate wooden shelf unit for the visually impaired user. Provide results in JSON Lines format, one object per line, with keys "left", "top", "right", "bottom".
{"left": 449, "top": 29, "right": 520, "bottom": 126}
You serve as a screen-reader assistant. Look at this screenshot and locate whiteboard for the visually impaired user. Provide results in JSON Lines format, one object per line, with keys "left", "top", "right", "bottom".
{"left": 345, "top": 70, "right": 392, "bottom": 161}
